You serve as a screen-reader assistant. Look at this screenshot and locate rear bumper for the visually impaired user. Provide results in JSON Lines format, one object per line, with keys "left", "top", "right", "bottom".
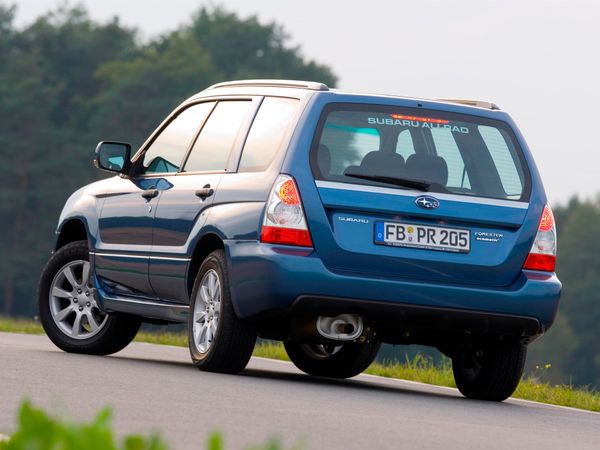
{"left": 290, "top": 295, "right": 541, "bottom": 339}
{"left": 226, "top": 242, "right": 561, "bottom": 338}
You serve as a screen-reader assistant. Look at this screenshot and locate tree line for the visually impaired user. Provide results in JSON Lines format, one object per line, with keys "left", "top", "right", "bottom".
{"left": 0, "top": 4, "right": 597, "bottom": 389}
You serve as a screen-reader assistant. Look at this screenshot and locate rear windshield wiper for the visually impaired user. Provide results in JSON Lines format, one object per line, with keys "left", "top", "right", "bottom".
{"left": 344, "top": 172, "right": 431, "bottom": 191}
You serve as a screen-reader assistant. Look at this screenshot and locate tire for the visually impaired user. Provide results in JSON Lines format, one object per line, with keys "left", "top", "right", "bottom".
{"left": 188, "top": 250, "right": 257, "bottom": 374}
{"left": 284, "top": 340, "right": 381, "bottom": 379}
{"left": 452, "top": 340, "right": 527, "bottom": 401}
{"left": 38, "top": 240, "right": 141, "bottom": 355}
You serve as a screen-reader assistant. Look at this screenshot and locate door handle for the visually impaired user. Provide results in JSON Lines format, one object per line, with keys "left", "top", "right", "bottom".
{"left": 141, "top": 188, "right": 159, "bottom": 200}
{"left": 195, "top": 185, "right": 214, "bottom": 200}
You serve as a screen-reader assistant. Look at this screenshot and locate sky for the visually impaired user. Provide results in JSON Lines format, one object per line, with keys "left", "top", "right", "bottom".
{"left": 12, "top": 0, "right": 600, "bottom": 205}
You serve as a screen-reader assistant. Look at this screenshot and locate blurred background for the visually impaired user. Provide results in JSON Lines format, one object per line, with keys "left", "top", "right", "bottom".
{"left": 1, "top": 0, "right": 598, "bottom": 389}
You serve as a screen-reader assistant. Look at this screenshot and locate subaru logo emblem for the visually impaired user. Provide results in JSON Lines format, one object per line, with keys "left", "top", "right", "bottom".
{"left": 415, "top": 196, "right": 440, "bottom": 210}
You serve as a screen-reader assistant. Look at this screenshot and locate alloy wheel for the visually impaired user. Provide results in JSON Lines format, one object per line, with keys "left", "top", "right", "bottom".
{"left": 192, "top": 269, "right": 222, "bottom": 353}
{"left": 49, "top": 260, "right": 107, "bottom": 339}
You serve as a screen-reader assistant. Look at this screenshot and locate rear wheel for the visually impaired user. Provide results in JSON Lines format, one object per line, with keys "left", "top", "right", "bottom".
{"left": 38, "top": 240, "right": 141, "bottom": 355}
{"left": 188, "top": 250, "right": 257, "bottom": 374}
{"left": 452, "top": 340, "right": 527, "bottom": 401}
{"left": 284, "top": 340, "right": 380, "bottom": 378}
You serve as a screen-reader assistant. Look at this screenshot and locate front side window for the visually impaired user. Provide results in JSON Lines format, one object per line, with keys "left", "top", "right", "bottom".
{"left": 183, "top": 101, "right": 252, "bottom": 173}
{"left": 239, "top": 97, "right": 299, "bottom": 172}
{"left": 142, "top": 102, "right": 214, "bottom": 174}
{"left": 311, "top": 105, "right": 529, "bottom": 201}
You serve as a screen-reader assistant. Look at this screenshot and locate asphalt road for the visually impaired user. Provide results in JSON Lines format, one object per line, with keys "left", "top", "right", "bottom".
{"left": 1, "top": 332, "right": 598, "bottom": 450}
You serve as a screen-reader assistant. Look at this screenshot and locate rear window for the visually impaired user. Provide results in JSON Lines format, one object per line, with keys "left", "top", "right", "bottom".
{"left": 311, "top": 105, "right": 529, "bottom": 201}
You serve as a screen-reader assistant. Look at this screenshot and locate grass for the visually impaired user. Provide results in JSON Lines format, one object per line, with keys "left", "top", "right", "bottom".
{"left": 0, "top": 316, "right": 44, "bottom": 335}
{"left": 2, "top": 316, "right": 599, "bottom": 413}
{"left": 134, "top": 330, "right": 187, "bottom": 347}
{"left": 365, "top": 355, "right": 456, "bottom": 388}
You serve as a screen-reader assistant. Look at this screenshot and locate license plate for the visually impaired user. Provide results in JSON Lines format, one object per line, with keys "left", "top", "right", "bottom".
{"left": 374, "top": 221, "right": 470, "bottom": 253}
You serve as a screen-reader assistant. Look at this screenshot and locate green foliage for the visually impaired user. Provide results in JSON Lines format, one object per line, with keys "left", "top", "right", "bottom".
{"left": 189, "top": 8, "right": 336, "bottom": 85}
{"left": 0, "top": 401, "right": 296, "bottom": 450}
{"left": 0, "top": 401, "right": 166, "bottom": 450}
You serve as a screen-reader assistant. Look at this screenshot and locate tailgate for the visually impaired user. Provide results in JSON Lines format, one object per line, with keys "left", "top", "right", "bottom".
{"left": 312, "top": 181, "right": 530, "bottom": 287}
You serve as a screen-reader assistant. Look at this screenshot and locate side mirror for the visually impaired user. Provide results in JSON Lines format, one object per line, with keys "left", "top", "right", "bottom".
{"left": 94, "top": 141, "right": 132, "bottom": 175}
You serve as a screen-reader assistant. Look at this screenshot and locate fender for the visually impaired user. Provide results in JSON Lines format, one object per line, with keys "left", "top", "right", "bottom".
{"left": 55, "top": 178, "right": 114, "bottom": 251}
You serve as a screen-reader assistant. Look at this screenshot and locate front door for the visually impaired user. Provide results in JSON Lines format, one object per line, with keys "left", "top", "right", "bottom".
{"left": 95, "top": 176, "right": 159, "bottom": 297}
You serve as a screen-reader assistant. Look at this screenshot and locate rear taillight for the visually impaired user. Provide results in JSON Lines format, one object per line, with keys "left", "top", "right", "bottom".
{"left": 260, "top": 175, "right": 313, "bottom": 247}
{"left": 523, "top": 205, "right": 556, "bottom": 272}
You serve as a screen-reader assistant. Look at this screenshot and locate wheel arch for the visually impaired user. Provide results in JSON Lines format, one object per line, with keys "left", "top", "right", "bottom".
{"left": 55, "top": 218, "right": 90, "bottom": 251}
{"left": 187, "top": 233, "right": 225, "bottom": 297}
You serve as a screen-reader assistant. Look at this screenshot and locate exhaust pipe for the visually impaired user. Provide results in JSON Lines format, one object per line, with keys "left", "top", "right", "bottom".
{"left": 316, "top": 314, "right": 363, "bottom": 341}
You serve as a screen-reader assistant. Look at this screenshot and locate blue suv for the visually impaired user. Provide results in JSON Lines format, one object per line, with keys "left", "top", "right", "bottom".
{"left": 38, "top": 80, "right": 561, "bottom": 401}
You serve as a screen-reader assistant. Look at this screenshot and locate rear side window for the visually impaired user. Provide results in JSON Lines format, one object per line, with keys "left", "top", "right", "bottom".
{"left": 311, "top": 105, "right": 529, "bottom": 201}
{"left": 479, "top": 126, "right": 523, "bottom": 197}
{"left": 142, "top": 102, "right": 214, "bottom": 174}
{"left": 183, "top": 101, "right": 252, "bottom": 172}
{"left": 239, "top": 97, "right": 299, "bottom": 172}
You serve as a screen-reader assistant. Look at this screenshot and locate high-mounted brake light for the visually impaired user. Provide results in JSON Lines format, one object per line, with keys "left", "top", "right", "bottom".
{"left": 390, "top": 114, "right": 450, "bottom": 124}
{"left": 523, "top": 205, "right": 556, "bottom": 272}
{"left": 260, "top": 175, "right": 313, "bottom": 247}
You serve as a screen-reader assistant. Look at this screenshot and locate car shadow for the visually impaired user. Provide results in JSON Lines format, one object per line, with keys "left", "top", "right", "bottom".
{"left": 91, "top": 351, "right": 529, "bottom": 410}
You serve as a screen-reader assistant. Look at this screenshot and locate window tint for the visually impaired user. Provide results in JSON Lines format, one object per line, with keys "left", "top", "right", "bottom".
{"left": 184, "top": 101, "right": 252, "bottom": 173}
{"left": 479, "top": 126, "right": 523, "bottom": 197}
{"left": 319, "top": 111, "right": 380, "bottom": 175}
{"left": 430, "top": 128, "right": 471, "bottom": 189}
{"left": 239, "top": 97, "right": 298, "bottom": 172}
{"left": 312, "top": 106, "right": 529, "bottom": 201}
{"left": 142, "top": 102, "right": 214, "bottom": 174}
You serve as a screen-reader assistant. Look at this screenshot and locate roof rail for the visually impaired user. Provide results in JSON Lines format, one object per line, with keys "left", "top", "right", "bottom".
{"left": 437, "top": 98, "right": 501, "bottom": 110}
{"left": 207, "top": 79, "right": 329, "bottom": 91}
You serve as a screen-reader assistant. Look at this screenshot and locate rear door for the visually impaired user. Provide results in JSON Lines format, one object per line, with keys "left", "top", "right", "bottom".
{"left": 308, "top": 104, "right": 534, "bottom": 287}
{"left": 149, "top": 99, "right": 256, "bottom": 303}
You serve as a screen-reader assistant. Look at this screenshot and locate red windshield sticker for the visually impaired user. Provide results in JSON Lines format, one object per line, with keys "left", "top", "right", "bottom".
{"left": 390, "top": 114, "right": 449, "bottom": 124}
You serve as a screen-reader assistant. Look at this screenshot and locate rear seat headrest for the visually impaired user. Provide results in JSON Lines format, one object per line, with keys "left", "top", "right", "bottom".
{"left": 359, "top": 151, "right": 406, "bottom": 178}
{"left": 406, "top": 154, "right": 448, "bottom": 186}
{"left": 318, "top": 144, "right": 332, "bottom": 176}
